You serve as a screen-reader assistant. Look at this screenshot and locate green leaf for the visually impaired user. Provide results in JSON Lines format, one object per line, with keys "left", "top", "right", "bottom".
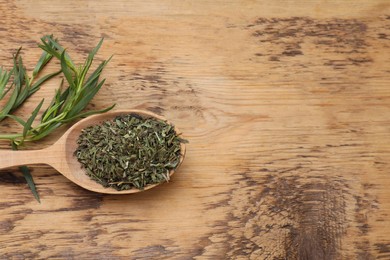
{"left": 0, "top": 67, "right": 13, "bottom": 99}
{"left": 79, "top": 38, "right": 104, "bottom": 83}
{"left": 23, "top": 99, "right": 44, "bottom": 138}
{"left": 31, "top": 70, "right": 61, "bottom": 93}
{"left": 13, "top": 51, "right": 23, "bottom": 93}
{"left": 62, "top": 103, "right": 115, "bottom": 123}
{"left": 11, "top": 142, "right": 40, "bottom": 203}
{"left": 32, "top": 37, "right": 55, "bottom": 78}
{"left": 33, "top": 52, "right": 51, "bottom": 77}
{"left": 84, "top": 58, "right": 111, "bottom": 87}
{"left": 14, "top": 71, "right": 31, "bottom": 108}
{"left": 38, "top": 36, "right": 62, "bottom": 59}
{"left": 0, "top": 85, "right": 19, "bottom": 121}
{"left": 60, "top": 51, "right": 74, "bottom": 87}
{"left": 4, "top": 114, "right": 28, "bottom": 128}
{"left": 20, "top": 166, "right": 40, "bottom": 203}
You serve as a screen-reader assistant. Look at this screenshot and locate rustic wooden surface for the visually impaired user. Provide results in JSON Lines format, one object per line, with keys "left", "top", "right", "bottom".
{"left": 0, "top": 0, "right": 389, "bottom": 259}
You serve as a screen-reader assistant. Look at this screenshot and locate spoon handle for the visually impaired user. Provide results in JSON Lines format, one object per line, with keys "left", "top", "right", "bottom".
{"left": 0, "top": 148, "right": 54, "bottom": 169}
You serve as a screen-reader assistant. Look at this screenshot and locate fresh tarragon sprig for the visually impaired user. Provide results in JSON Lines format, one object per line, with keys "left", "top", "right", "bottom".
{"left": 0, "top": 35, "right": 114, "bottom": 201}
{"left": 0, "top": 35, "right": 114, "bottom": 146}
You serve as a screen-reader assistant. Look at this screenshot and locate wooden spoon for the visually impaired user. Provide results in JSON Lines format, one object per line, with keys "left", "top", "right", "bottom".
{"left": 0, "top": 110, "right": 186, "bottom": 194}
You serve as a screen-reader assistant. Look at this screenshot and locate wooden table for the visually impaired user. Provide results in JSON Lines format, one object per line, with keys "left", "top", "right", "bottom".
{"left": 0, "top": 1, "right": 389, "bottom": 259}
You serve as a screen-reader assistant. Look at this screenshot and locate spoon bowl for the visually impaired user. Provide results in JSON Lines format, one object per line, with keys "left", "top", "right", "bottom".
{"left": 0, "top": 110, "right": 186, "bottom": 194}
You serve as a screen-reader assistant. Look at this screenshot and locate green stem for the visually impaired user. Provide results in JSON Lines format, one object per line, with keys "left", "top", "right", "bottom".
{"left": 0, "top": 133, "right": 23, "bottom": 140}
{"left": 32, "top": 113, "right": 67, "bottom": 130}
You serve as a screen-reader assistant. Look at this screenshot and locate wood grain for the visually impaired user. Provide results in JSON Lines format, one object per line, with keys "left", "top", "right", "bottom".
{"left": 0, "top": 0, "right": 389, "bottom": 259}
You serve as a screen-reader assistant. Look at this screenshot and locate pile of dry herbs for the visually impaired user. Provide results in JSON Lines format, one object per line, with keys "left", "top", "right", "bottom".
{"left": 75, "top": 114, "right": 186, "bottom": 190}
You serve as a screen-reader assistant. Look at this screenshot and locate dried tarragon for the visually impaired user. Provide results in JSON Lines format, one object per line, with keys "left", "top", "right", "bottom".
{"left": 75, "top": 114, "right": 187, "bottom": 190}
